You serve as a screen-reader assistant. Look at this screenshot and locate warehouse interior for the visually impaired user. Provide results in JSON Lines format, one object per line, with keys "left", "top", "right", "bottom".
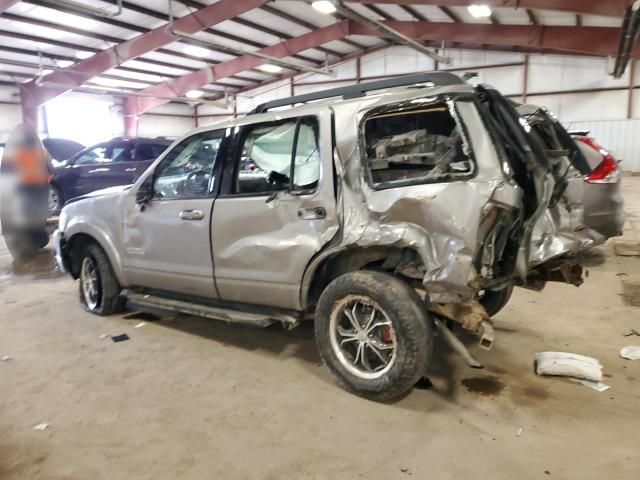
{"left": 1, "top": 1, "right": 640, "bottom": 479}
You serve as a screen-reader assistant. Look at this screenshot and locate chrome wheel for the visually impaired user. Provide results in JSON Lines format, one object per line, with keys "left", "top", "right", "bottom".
{"left": 328, "top": 295, "right": 397, "bottom": 380}
{"left": 80, "top": 256, "right": 100, "bottom": 310}
{"left": 48, "top": 187, "right": 60, "bottom": 214}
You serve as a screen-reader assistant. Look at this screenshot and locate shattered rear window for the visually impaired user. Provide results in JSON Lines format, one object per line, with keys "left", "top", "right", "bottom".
{"left": 362, "top": 100, "right": 473, "bottom": 187}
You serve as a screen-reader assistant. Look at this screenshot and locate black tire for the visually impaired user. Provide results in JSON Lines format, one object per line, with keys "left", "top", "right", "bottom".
{"left": 479, "top": 283, "right": 514, "bottom": 317}
{"left": 315, "top": 270, "right": 433, "bottom": 401}
{"left": 78, "top": 242, "right": 126, "bottom": 315}
{"left": 48, "top": 184, "right": 63, "bottom": 216}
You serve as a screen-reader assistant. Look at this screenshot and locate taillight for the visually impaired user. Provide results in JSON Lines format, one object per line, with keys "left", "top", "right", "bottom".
{"left": 576, "top": 137, "right": 620, "bottom": 184}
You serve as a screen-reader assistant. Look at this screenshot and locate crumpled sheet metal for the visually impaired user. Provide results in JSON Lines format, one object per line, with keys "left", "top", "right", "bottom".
{"left": 529, "top": 178, "right": 604, "bottom": 265}
{"left": 329, "top": 89, "right": 521, "bottom": 303}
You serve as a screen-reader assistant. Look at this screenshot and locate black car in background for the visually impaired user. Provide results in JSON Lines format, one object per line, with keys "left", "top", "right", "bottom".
{"left": 49, "top": 137, "right": 172, "bottom": 215}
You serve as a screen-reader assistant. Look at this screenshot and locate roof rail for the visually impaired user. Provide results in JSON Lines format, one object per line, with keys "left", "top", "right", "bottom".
{"left": 250, "top": 71, "right": 464, "bottom": 114}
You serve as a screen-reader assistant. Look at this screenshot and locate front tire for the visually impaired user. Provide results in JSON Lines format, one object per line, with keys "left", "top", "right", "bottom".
{"left": 78, "top": 243, "right": 126, "bottom": 315}
{"left": 315, "top": 270, "right": 433, "bottom": 401}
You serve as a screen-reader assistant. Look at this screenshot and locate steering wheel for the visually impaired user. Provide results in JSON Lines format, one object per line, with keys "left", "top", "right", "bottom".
{"left": 181, "top": 169, "right": 210, "bottom": 195}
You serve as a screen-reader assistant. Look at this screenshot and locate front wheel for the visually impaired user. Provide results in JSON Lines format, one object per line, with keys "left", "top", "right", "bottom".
{"left": 78, "top": 243, "right": 126, "bottom": 315}
{"left": 315, "top": 270, "right": 433, "bottom": 401}
{"left": 479, "top": 283, "right": 514, "bottom": 317}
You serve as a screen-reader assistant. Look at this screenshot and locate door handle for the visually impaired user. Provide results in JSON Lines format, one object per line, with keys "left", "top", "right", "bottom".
{"left": 125, "top": 168, "right": 137, "bottom": 172}
{"left": 88, "top": 168, "right": 110, "bottom": 173}
{"left": 179, "top": 209, "right": 205, "bottom": 221}
{"left": 298, "top": 206, "right": 326, "bottom": 220}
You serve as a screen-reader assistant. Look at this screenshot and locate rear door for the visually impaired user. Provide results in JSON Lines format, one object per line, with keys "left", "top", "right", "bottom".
{"left": 211, "top": 110, "right": 337, "bottom": 310}
{"left": 73, "top": 142, "right": 133, "bottom": 195}
{"left": 122, "top": 129, "right": 227, "bottom": 298}
{"left": 130, "top": 142, "right": 170, "bottom": 183}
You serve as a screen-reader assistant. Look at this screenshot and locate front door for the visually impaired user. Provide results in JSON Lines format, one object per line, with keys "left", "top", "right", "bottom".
{"left": 122, "top": 129, "right": 227, "bottom": 298}
{"left": 212, "top": 111, "right": 337, "bottom": 310}
{"left": 72, "top": 143, "right": 132, "bottom": 196}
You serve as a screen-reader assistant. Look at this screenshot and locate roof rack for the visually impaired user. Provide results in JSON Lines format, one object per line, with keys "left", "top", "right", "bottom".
{"left": 250, "top": 71, "right": 464, "bottom": 114}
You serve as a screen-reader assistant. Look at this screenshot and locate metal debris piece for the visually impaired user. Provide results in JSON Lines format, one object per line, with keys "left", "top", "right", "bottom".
{"left": 134, "top": 322, "right": 147, "bottom": 328}
{"left": 535, "top": 352, "right": 603, "bottom": 382}
{"left": 570, "top": 379, "right": 611, "bottom": 392}
{"left": 620, "top": 346, "right": 640, "bottom": 360}
{"left": 623, "top": 329, "right": 640, "bottom": 337}
{"left": 33, "top": 423, "right": 50, "bottom": 431}
{"left": 111, "top": 334, "right": 130, "bottom": 343}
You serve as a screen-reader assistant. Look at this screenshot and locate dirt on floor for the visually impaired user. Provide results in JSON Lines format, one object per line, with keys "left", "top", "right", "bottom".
{"left": 1, "top": 179, "right": 640, "bottom": 480}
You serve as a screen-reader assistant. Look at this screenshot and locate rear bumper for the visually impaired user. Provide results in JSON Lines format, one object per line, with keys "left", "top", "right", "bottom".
{"left": 583, "top": 183, "right": 624, "bottom": 238}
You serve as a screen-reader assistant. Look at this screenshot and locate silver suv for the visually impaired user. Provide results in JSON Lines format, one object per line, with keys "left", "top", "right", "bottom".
{"left": 54, "top": 73, "right": 599, "bottom": 400}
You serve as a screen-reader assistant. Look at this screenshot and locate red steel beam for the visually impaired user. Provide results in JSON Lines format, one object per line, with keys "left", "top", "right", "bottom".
{"left": 128, "top": 20, "right": 352, "bottom": 116}
{"left": 346, "top": 1, "right": 632, "bottom": 17}
{"left": 20, "top": 0, "right": 270, "bottom": 112}
{"left": 350, "top": 21, "right": 631, "bottom": 58}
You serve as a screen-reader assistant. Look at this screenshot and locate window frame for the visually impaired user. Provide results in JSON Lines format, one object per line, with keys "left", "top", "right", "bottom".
{"left": 71, "top": 143, "right": 110, "bottom": 166}
{"left": 359, "top": 94, "right": 478, "bottom": 191}
{"left": 149, "top": 129, "right": 228, "bottom": 202}
{"left": 225, "top": 115, "right": 321, "bottom": 198}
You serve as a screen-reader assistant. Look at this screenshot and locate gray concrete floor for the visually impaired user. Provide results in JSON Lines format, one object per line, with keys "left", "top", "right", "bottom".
{"left": 1, "top": 179, "right": 640, "bottom": 480}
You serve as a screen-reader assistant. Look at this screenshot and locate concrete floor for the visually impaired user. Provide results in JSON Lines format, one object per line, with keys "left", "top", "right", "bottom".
{"left": 1, "top": 179, "right": 640, "bottom": 480}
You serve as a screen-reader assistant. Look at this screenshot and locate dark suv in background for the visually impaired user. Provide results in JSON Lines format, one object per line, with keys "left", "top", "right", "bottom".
{"left": 48, "top": 137, "right": 172, "bottom": 215}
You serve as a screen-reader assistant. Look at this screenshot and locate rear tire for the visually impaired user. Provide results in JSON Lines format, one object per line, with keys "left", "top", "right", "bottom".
{"left": 479, "top": 283, "right": 514, "bottom": 317}
{"left": 315, "top": 270, "right": 433, "bottom": 401}
{"left": 78, "top": 243, "right": 126, "bottom": 315}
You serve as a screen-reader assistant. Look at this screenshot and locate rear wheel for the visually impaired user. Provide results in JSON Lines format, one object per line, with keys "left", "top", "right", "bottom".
{"left": 78, "top": 243, "right": 126, "bottom": 315}
{"left": 315, "top": 270, "right": 433, "bottom": 400}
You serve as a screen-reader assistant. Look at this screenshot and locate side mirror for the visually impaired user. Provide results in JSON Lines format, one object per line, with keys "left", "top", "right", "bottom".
{"left": 135, "top": 177, "right": 153, "bottom": 206}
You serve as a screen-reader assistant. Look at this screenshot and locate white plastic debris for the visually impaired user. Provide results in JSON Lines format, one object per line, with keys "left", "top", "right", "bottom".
{"left": 99, "top": 333, "right": 110, "bottom": 339}
{"left": 134, "top": 322, "right": 147, "bottom": 328}
{"left": 535, "top": 352, "right": 603, "bottom": 382}
{"left": 620, "top": 346, "right": 640, "bottom": 360}
{"left": 571, "top": 379, "right": 611, "bottom": 392}
{"left": 33, "top": 423, "right": 50, "bottom": 431}
{"left": 516, "top": 427, "right": 524, "bottom": 437}
{"left": 1, "top": 355, "right": 12, "bottom": 361}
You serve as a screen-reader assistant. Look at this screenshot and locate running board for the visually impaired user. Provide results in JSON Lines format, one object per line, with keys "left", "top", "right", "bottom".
{"left": 125, "top": 291, "right": 299, "bottom": 328}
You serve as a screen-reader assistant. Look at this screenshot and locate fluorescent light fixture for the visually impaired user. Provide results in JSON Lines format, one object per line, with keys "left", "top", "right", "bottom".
{"left": 75, "top": 51, "right": 93, "bottom": 60}
{"left": 41, "top": 69, "right": 53, "bottom": 76}
{"left": 56, "top": 60, "right": 75, "bottom": 68}
{"left": 91, "top": 76, "right": 121, "bottom": 87}
{"left": 185, "top": 89, "right": 203, "bottom": 99}
{"left": 312, "top": 0, "right": 337, "bottom": 14}
{"left": 467, "top": 4, "right": 492, "bottom": 18}
{"left": 258, "top": 63, "right": 283, "bottom": 74}
{"left": 183, "top": 45, "right": 209, "bottom": 57}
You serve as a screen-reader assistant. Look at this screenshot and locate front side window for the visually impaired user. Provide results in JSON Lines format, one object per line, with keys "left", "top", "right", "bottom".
{"left": 153, "top": 130, "right": 224, "bottom": 200}
{"left": 235, "top": 117, "right": 320, "bottom": 194}
{"left": 136, "top": 143, "right": 169, "bottom": 162}
{"left": 363, "top": 100, "right": 473, "bottom": 188}
{"left": 74, "top": 145, "right": 109, "bottom": 166}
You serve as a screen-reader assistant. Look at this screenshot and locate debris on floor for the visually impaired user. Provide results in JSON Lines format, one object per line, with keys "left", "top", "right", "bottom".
{"left": 111, "top": 334, "right": 130, "bottom": 343}
{"left": 535, "top": 352, "right": 603, "bottom": 382}
{"left": 33, "top": 423, "right": 50, "bottom": 431}
{"left": 1, "top": 355, "right": 13, "bottom": 361}
{"left": 570, "top": 378, "right": 611, "bottom": 392}
{"left": 516, "top": 427, "right": 524, "bottom": 437}
{"left": 99, "top": 333, "right": 110, "bottom": 340}
{"left": 134, "top": 322, "right": 147, "bottom": 328}
{"left": 619, "top": 346, "right": 640, "bottom": 360}
{"left": 623, "top": 329, "right": 640, "bottom": 337}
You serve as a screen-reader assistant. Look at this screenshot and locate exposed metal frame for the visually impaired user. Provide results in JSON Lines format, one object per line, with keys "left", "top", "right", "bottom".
{"left": 42, "top": 0, "right": 123, "bottom": 17}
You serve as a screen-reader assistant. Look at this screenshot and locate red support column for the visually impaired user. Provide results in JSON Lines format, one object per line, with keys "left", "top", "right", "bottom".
{"left": 628, "top": 59, "right": 636, "bottom": 119}
{"left": 123, "top": 98, "right": 139, "bottom": 137}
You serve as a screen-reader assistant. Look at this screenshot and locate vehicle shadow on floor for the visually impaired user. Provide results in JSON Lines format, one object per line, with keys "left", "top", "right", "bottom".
{"left": 131, "top": 304, "right": 469, "bottom": 404}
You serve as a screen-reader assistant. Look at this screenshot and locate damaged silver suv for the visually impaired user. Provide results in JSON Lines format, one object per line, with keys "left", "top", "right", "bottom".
{"left": 54, "top": 72, "right": 600, "bottom": 400}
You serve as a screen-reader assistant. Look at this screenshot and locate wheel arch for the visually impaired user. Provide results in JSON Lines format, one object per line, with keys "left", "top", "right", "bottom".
{"left": 63, "top": 229, "right": 126, "bottom": 285}
{"left": 301, "top": 246, "right": 424, "bottom": 310}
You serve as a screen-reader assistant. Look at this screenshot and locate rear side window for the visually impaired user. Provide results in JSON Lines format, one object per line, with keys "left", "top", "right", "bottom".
{"left": 234, "top": 117, "right": 320, "bottom": 194}
{"left": 136, "top": 143, "right": 168, "bottom": 162}
{"left": 362, "top": 101, "right": 472, "bottom": 188}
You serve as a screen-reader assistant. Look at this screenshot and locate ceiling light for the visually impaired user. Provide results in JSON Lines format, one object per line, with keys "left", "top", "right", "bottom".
{"left": 312, "top": 0, "right": 337, "bottom": 14}
{"left": 467, "top": 4, "right": 492, "bottom": 18}
{"left": 75, "top": 51, "right": 93, "bottom": 60}
{"left": 56, "top": 60, "right": 75, "bottom": 68}
{"left": 185, "top": 89, "right": 203, "bottom": 99}
{"left": 258, "top": 64, "right": 283, "bottom": 74}
{"left": 183, "top": 45, "right": 209, "bottom": 57}
{"left": 41, "top": 69, "right": 53, "bottom": 76}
